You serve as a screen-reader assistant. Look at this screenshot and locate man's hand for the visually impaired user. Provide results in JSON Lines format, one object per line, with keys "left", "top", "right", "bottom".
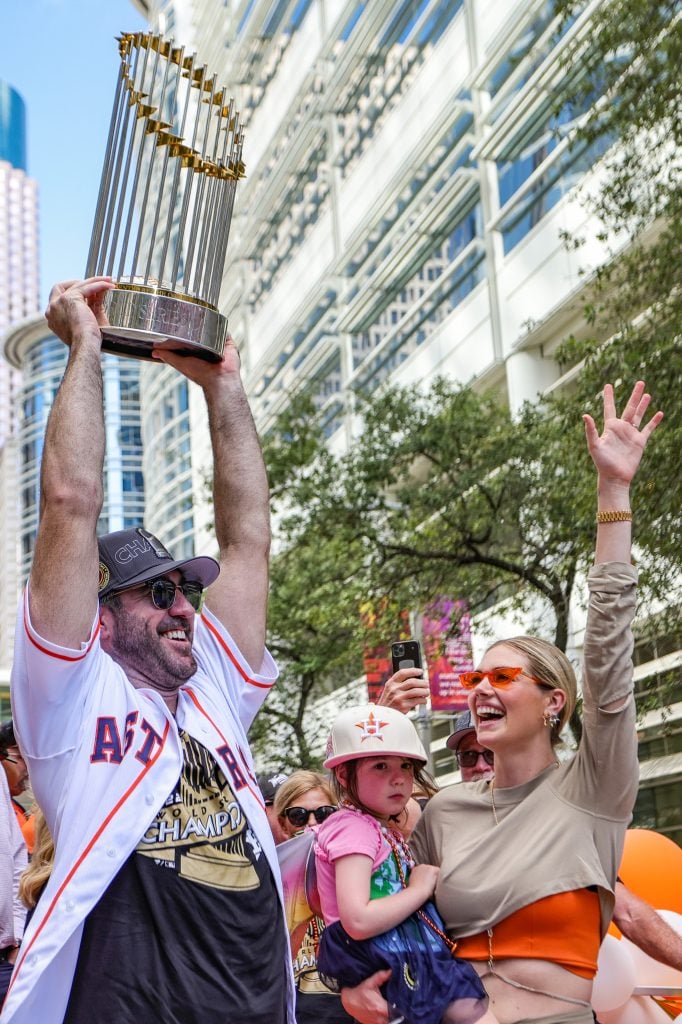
{"left": 341, "top": 970, "right": 392, "bottom": 1024}
{"left": 45, "top": 277, "right": 115, "bottom": 347}
{"left": 153, "top": 331, "right": 270, "bottom": 671}
{"left": 377, "top": 668, "right": 429, "bottom": 713}
{"left": 151, "top": 334, "right": 241, "bottom": 392}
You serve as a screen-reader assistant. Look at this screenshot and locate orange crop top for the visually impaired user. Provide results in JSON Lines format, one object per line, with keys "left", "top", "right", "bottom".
{"left": 455, "top": 889, "right": 601, "bottom": 979}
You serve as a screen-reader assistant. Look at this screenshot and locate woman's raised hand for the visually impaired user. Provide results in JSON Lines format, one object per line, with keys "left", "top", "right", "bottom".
{"left": 583, "top": 381, "right": 663, "bottom": 488}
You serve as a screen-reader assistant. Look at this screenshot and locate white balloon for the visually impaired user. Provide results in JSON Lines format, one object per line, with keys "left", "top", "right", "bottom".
{"left": 593, "top": 936, "right": 637, "bottom": 1013}
{"left": 600, "top": 996, "right": 673, "bottom": 1024}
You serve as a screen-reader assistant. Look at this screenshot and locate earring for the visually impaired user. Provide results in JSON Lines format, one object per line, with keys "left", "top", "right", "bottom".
{"left": 543, "top": 711, "right": 560, "bottom": 729}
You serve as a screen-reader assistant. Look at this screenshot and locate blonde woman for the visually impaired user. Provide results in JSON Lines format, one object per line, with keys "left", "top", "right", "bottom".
{"left": 342, "top": 381, "right": 663, "bottom": 1024}
{"left": 18, "top": 809, "right": 54, "bottom": 915}
{"left": 274, "top": 771, "right": 337, "bottom": 841}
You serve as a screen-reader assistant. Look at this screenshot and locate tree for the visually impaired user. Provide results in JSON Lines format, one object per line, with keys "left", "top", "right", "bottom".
{"left": 252, "top": 372, "right": 680, "bottom": 760}
{"left": 551, "top": 0, "right": 682, "bottom": 624}
{"left": 339, "top": 381, "right": 593, "bottom": 655}
{"left": 248, "top": 393, "right": 369, "bottom": 767}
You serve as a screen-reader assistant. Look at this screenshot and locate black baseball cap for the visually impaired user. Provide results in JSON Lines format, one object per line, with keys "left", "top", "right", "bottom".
{"left": 446, "top": 709, "right": 476, "bottom": 751}
{"left": 0, "top": 720, "right": 16, "bottom": 757}
{"left": 257, "top": 771, "right": 289, "bottom": 805}
{"left": 97, "top": 527, "right": 220, "bottom": 599}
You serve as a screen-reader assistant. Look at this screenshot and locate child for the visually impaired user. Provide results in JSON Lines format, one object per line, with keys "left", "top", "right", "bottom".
{"left": 314, "top": 704, "right": 495, "bottom": 1024}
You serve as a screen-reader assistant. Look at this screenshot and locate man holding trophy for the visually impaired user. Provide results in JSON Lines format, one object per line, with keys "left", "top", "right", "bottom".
{"left": 3, "top": 276, "right": 295, "bottom": 1024}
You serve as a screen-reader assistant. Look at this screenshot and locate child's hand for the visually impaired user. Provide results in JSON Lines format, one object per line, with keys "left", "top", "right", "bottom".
{"left": 407, "top": 863, "right": 439, "bottom": 900}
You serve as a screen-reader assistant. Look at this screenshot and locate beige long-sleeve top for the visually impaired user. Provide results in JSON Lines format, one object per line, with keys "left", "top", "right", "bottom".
{"left": 411, "top": 562, "right": 639, "bottom": 941}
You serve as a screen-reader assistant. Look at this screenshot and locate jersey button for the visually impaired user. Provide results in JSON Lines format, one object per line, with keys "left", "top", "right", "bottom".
{"left": 106, "top": 847, "right": 116, "bottom": 858}
{"left": 145, "top": 793, "right": 155, "bottom": 805}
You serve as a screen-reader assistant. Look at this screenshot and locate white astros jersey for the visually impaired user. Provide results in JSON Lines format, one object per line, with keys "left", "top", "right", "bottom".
{"left": 3, "top": 592, "right": 296, "bottom": 1024}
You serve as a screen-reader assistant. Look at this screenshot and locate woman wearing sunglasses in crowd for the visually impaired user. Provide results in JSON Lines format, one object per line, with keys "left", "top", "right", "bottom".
{"left": 342, "top": 381, "right": 663, "bottom": 1024}
{"left": 273, "top": 771, "right": 354, "bottom": 1024}
{"left": 274, "top": 771, "right": 338, "bottom": 840}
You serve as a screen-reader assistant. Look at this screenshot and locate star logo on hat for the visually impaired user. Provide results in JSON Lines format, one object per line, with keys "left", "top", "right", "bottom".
{"left": 355, "top": 710, "right": 389, "bottom": 742}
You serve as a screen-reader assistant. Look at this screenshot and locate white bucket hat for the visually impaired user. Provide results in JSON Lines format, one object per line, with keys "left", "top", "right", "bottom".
{"left": 324, "top": 704, "right": 428, "bottom": 769}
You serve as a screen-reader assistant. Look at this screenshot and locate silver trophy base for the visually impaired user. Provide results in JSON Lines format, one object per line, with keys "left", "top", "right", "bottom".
{"left": 98, "top": 287, "right": 227, "bottom": 362}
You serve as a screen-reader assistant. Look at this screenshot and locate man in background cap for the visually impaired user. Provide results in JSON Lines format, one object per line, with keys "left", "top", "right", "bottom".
{"left": 0, "top": 720, "right": 33, "bottom": 854}
{"left": 446, "top": 709, "right": 494, "bottom": 783}
{"left": 257, "top": 771, "right": 290, "bottom": 845}
{"left": 6, "top": 278, "right": 294, "bottom": 1024}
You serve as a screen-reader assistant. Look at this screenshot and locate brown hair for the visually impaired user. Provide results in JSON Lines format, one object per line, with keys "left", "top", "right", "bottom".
{"left": 331, "top": 759, "right": 437, "bottom": 821}
{"left": 487, "top": 635, "right": 577, "bottom": 745}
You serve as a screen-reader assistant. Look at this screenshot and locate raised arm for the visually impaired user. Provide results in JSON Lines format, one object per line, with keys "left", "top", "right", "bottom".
{"left": 153, "top": 339, "right": 270, "bottom": 672}
{"left": 30, "top": 277, "right": 116, "bottom": 647}
{"left": 584, "top": 380, "right": 663, "bottom": 569}
{"left": 571, "top": 381, "right": 663, "bottom": 820}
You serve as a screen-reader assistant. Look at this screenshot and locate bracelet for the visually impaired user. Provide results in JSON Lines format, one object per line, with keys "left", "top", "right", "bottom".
{"left": 596, "top": 509, "right": 632, "bottom": 523}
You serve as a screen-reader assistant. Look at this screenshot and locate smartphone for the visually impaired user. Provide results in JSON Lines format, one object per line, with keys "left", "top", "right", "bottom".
{"left": 391, "top": 639, "right": 422, "bottom": 675}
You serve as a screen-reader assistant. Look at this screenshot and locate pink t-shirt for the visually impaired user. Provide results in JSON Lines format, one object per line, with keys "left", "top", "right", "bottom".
{"left": 314, "top": 808, "right": 392, "bottom": 925}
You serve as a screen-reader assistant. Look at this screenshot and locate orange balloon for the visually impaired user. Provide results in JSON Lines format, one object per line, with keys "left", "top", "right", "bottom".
{"left": 619, "top": 829, "right": 682, "bottom": 914}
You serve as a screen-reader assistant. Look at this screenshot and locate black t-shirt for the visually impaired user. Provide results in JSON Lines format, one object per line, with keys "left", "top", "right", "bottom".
{"left": 293, "top": 917, "right": 354, "bottom": 1024}
{"left": 64, "top": 731, "right": 288, "bottom": 1024}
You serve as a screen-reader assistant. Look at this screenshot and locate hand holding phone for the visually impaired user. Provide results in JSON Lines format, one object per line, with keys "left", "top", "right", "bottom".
{"left": 380, "top": 640, "right": 428, "bottom": 713}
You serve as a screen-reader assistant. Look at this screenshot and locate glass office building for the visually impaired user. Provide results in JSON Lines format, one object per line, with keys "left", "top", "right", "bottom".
{"left": 4, "top": 315, "right": 145, "bottom": 583}
{"left": 0, "top": 81, "right": 39, "bottom": 673}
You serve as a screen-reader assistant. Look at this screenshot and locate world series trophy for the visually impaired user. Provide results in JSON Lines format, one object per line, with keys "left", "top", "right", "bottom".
{"left": 85, "top": 32, "right": 245, "bottom": 361}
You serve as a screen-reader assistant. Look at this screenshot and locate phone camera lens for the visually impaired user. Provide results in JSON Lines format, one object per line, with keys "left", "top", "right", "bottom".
{"left": 394, "top": 644, "right": 405, "bottom": 657}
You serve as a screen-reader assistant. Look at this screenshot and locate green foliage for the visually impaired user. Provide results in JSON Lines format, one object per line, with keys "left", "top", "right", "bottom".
{"left": 344, "top": 380, "right": 591, "bottom": 652}
{"left": 550, "top": 0, "right": 682, "bottom": 614}
{"left": 253, "top": 369, "right": 680, "bottom": 764}
{"left": 250, "top": 391, "right": 369, "bottom": 767}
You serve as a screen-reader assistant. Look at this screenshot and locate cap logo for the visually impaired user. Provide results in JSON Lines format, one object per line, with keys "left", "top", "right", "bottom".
{"left": 98, "top": 562, "right": 110, "bottom": 593}
{"left": 355, "top": 710, "right": 389, "bottom": 742}
{"left": 114, "top": 536, "right": 152, "bottom": 565}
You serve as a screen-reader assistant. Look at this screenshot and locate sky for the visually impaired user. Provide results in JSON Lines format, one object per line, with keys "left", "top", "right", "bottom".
{"left": 1, "top": 0, "right": 148, "bottom": 306}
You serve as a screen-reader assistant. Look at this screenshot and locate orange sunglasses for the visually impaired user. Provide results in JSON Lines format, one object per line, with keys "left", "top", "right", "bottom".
{"left": 458, "top": 666, "right": 546, "bottom": 690}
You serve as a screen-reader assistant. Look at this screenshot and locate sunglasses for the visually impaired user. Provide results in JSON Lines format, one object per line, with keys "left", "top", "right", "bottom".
{"left": 284, "top": 805, "right": 337, "bottom": 827}
{"left": 133, "top": 578, "right": 205, "bottom": 612}
{"left": 456, "top": 749, "right": 494, "bottom": 768}
{"left": 458, "top": 666, "right": 545, "bottom": 690}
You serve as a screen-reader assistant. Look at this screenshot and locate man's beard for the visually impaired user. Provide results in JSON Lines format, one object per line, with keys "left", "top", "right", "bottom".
{"left": 108, "top": 603, "right": 197, "bottom": 690}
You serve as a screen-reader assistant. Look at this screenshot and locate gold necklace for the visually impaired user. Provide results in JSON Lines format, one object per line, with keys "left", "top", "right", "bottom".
{"left": 490, "top": 780, "right": 499, "bottom": 826}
